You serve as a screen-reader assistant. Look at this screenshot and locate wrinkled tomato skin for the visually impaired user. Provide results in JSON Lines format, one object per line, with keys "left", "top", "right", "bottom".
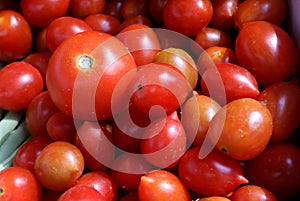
{"left": 235, "top": 21, "right": 298, "bottom": 86}
{"left": 230, "top": 185, "right": 277, "bottom": 201}
{"left": 256, "top": 82, "right": 300, "bottom": 142}
{"left": 0, "top": 10, "right": 32, "bottom": 62}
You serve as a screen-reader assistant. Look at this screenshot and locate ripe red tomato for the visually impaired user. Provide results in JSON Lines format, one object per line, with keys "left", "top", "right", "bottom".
{"left": 58, "top": 185, "right": 106, "bottom": 201}
{"left": 138, "top": 169, "right": 191, "bottom": 201}
{"left": 235, "top": 21, "right": 298, "bottom": 86}
{"left": 69, "top": 0, "right": 106, "bottom": 19}
{"left": 197, "top": 196, "right": 231, "bottom": 201}
{"left": 121, "top": 0, "right": 150, "bottom": 19}
{"left": 84, "top": 13, "right": 121, "bottom": 35}
{"left": 104, "top": 0, "right": 124, "bottom": 21}
{"left": 0, "top": 167, "right": 42, "bottom": 201}
{"left": 149, "top": 0, "right": 168, "bottom": 25}
{"left": 120, "top": 15, "right": 153, "bottom": 30}
{"left": 0, "top": 61, "right": 44, "bottom": 111}
{"left": 46, "top": 31, "right": 137, "bottom": 120}
{"left": 34, "top": 141, "right": 85, "bottom": 191}
{"left": 230, "top": 185, "right": 277, "bottom": 201}
{"left": 163, "top": 0, "right": 213, "bottom": 36}
{"left": 0, "top": 10, "right": 32, "bottom": 62}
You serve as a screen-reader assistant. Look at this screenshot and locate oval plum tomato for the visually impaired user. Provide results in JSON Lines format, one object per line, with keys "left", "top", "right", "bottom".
{"left": 46, "top": 31, "right": 137, "bottom": 120}
{"left": 0, "top": 10, "right": 32, "bottom": 62}
{"left": 235, "top": 21, "right": 298, "bottom": 86}
{"left": 208, "top": 98, "right": 273, "bottom": 161}
{"left": 34, "top": 141, "right": 85, "bottom": 191}
{"left": 84, "top": 13, "right": 121, "bottom": 35}
{"left": 58, "top": 185, "right": 106, "bottom": 201}
{"left": 69, "top": 0, "right": 106, "bottom": 19}
{"left": 163, "top": 0, "right": 213, "bottom": 36}
{"left": 20, "top": 0, "right": 70, "bottom": 28}
{"left": 257, "top": 82, "right": 300, "bottom": 142}
{"left": 201, "top": 63, "right": 259, "bottom": 104}
{"left": 25, "top": 91, "right": 60, "bottom": 137}
{"left": 0, "top": 61, "right": 44, "bottom": 111}
{"left": 230, "top": 185, "right": 277, "bottom": 201}
{"left": 197, "top": 196, "right": 231, "bottom": 201}
{"left": 149, "top": 0, "right": 168, "bottom": 25}
{"left": 46, "top": 16, "right": 92, "bottom": 52}
{"left": 121, "top": 0, "right": 150, "bottom": 19}
{"left": 138, "top": 169, "right": 191, "bottom": 201}
{"left": 178, "top": 147, "right": 248, "bottom": 197}
{"left": 0, "top": 167, "right": 42, "bottom": 201}
{"left": 13, "top": 135, "right": 53, "bottom": 172}
{"left": 233, "top": 0, "right": 287, "bottom": 30}
{"left": 244, "top": 143, "right": 300, "bottom": 200}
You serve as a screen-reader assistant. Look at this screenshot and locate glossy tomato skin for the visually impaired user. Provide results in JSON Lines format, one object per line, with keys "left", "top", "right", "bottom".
{"left": 70, "top": 0, "right": 106, "bottom": 19}
{"left": 197, "top": 196, "right": 231, "bottom": 201}
{"left": 84, "top": 13, "right": 121, "bottom": 35}
{"left": 46, "top": 31, "right": 137, "bottom": 120}
{"left": 0, "top": 167, "right": 42, "bottom": 201}
{"left": 256, "top": 82, "right": 300, "bottom": 142}
{"left": 0, "top": 61, "right": 44, "bottom": 111}
{"left": 178, "top": 147, "right": 248, "bottom": 197}
{"left": 120, "top": 15, "right": 153, "bottom": 30}
{"left": 230, "top": 185, "right": 277, "bottom": 201}
{"left": 244, "top": 143, "right": 300, "bottom": 200}
{"left": 0, "top": 10, "right": 32, "bottom": 62}
{"left": 104, "top": 0, "right": 125, "bottom": 21}
{"left": 235, "top": 21, "right": 298, "bottom": 86}
{"left": 149, "top": 0, "right": 168, "bottom": 25}
{"left": 138, "top": 169, "right": 191, "bottom": 201}
{"left": 121, "top": 0, "right": 150, "bottom": 19}
{"left": 58, "top": 185, "right": 106, "bottom": 201}
{"left": 163, "top": 0, "right": 213, "bottom": 36}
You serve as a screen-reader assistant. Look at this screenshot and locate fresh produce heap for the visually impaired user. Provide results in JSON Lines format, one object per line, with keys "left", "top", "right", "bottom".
{"left": 0, "top": 0, "right": 300, "bottom": 201}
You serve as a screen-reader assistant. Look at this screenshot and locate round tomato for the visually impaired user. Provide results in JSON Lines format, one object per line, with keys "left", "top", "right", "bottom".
{"left": 121, "top": 0, "right": 150, "bottom": 19}
{"left": 84, "top": 13, "right": 121, "bottom": 35}
{"left": 197, "top": 196, "right": 231, "bottom": 201}
{"left": 104, "top": 0, "right": 124, "bottom": 21}
{"left": 70, "top": 0, "right": 106, "bottom": 19}
{"left": 58, "top": 185, "right": 106, "bottom": 201}
{"left": 230, "top": 185, "right": 277, "bottom": 201}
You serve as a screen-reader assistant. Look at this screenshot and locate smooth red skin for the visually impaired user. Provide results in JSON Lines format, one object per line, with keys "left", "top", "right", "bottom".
{"left": 194, "top": 27, "right": 234, "bottom": 50}
{"left": 230, "top": 185, "right": 277, "bottom": 201}
{"left": 46, "top": 112, "right": 76, "bottom": 142}
{"left": 141, "top": 111, "right": 187, "bottom": 168}
{"left": 0, "top": 167, "right": 42, "bottom": 201}
{"left": 209, "top": 0, "right": 241, "bottom": 32}
{"left": 163, "top": 0, "right": 213, "bottom": 36}
{"left": 13, "top": 135, "right": 53, "bottom": 173}
{"left": 35, "top": 27, "right": 49, "bottom": 52}
{"left": 25, "top": 91, "right": 60, "bottom": 137}
{"left": 20, "top": 0, "right": 70, "bottom": 28}
{"left": 70, "top": 0, "right": 106, "bottom": 19}
{"left": 197, "top": 196, "right": 231, "bottom": 201}
{"left": 84, "top": 13, "right": 121, "bottom": 35}
{"left": 201, "top": 63, "right": 259, "bottom": 104}
{"left": 110, "top": 153, "right": 154, "bottom": 191}
{"left": 46, "top": 16, "right": 92, "bottom": 52}
{"left": 34, "top": 141, "right": 85, "bottom": 191}
{"left": 75, "top": 121, "right": 115, "bottom": 171}
{"left": 104, "top": 0, "right": 125, "bottom": 21}
{"left": 233, "top": 0, "right": 287, "bottom": 30}
{"left": 58, "top": 185, "right": 106, "bottom": 201}
{"left": 138, "top": 170, "right": 191, "bottom": 201}
{"left": 150, "top": 0, "right": 168, "bottom": 25}
{"left": 0, "top": 61, "right": 44, "bottom": 111}
{"left": 121, "top": 0, "right": 150, "bottom": 19}
{"left": 75, "top": 171, "right": 117, "bottom": 201}
{"left": 0, "top": 10, "right": 32, "bottom": 62}
{"left": 120, "top": 15, "right": 153, "bottom": 30}
{"left": 244, "top": 143, "right": 300, "bottom": 200}
{"left": 178, "top": 147, "right": 248, "bottom": 197}
{"left": 235, "top": 21, "right": 298, "bottom": 87}
{"left": 119, "top": 191, "right": 139, "bottom": 201}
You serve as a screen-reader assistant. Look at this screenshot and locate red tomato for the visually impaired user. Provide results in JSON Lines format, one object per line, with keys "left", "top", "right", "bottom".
{"left": 34, "top": 141, "right": 85, "bottom": 191}
{"left": 163, "top": 0, "right": 213, "bottom": 36}
{"left": 84, "top": 13, "right": 121, "bottom": 35}
{"left": 244, "top": 143, "right": 300, "bottom": 200}
{"left": 58, "top": 185, "right": 106, "bottom": 201}
{"left": 197, "top": 196, "right": 231, "bottom": 201}
{"left": 0, "top": 61, "right": 44, "bottom": 111}
{"left": 70, "top": 0, "right": 106, "bottom": 19}
{"left": 46, "top": 16, "right": 93, "bottom": 52}
{"left": 41, "top": 189, "right": 63, "bottom": 201}
{"left": 230, "top": 185, "right": 277, "bottom": 201}
{"left": 20, "top": 0, "right": 70, "bottom": 28}
{"left": 46, "top": 31, "right": 137, "bottom": 120}
{"left": 149, "top": 0, "right": 168, "bottom": 25}
{"left": 0, "top": 10, "right": 32, "bottom": 62}
{"left": 0, "top": 167, "right": 42, "bottom": 201}
{"left": 235, "top": 21, "right": 298, "bottom": 86}
{"left": 178, "top": 147, "right": 248, "bottom": 197}
{"left": 35, "top": 27, "right": 49, "bottom": 52}
{"left": 121, "top": 0, "right": 150, "bottom": 19}
{"left": 138, "top": 169, "right": 191, "bottom": 201}
{"left": 104, "top": 0, "right": 125, "bottom": 21}
{"left": 120, "top": 15, "right": 152, "bottom": 30}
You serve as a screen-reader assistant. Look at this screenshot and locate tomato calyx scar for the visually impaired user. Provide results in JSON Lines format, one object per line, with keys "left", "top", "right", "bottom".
{"left": 77, "top": 55, "right": 94, "bottom": 70}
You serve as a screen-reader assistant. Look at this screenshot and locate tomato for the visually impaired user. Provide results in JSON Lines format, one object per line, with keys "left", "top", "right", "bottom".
{"left": 46, "top": 31, "right": 137, "bottom": 120}
{"left": 69, "top": 0, "right": 106, "bottom": 19}
{"left": 0, "top": 167, "right": 42, "bottom": 201}
{"left": 197, "top": 196, "right": 231, "bottom": 201}
{"left": 230, "top": 185, "right": 277, "bottom": 201}
{"left": 34, "top": 141, "right": 85, "bottom": 191}
{"left": 244, "top": 143, "right": 300, "bottom": 200}
{"left": 20, "top": 0, "right": 70, "bottom": 28}
{"left": 13, "top": 135, "right": 53, "bottom": 172}
{"left": 58, "top": 185, "right": 106, "bottom": 201}
{"left": 179, "top": 147, "right": 248, "bottom": 197}
{"left": 233, "top": 0, "right": 287, "bottom": 30}
{"left": 35, "top": 27, "right": 49, "bottom": 52}
{"left": 235, "top": 21, "right": 298, "bottom": 86}
{"left": 84, "top": 13, "right": 121, "bottom": 35}
{"left": 138, "top": 169, "right": 191, "bottom": 201}
{"left": 0, "top": 61, "right": 44, "bottom": 111}
{"left": 104, "top": 0, "right": 125, "bottom": 21}
{"left": 163, "top": 0, "right": 213, "bottom": 36}
{"left": 75, "top": 171, "right": 117, "bottom": 201}
{"left": 0, "top": 10, "right": 32, "bottom": 62}
{"left": 120, "top": 15, "right": 153, "bottom": 30}
{"left": 46, "top": 16, "right": 92, "bottom": 52}
{"left": 201, "top": 63, "right": 259, "bottom": 104}
{"left": 149, "top": 0, "right": 168, "bottom": 25}
{"left": 121, "top": 0, "right": 150, "bottom": 19}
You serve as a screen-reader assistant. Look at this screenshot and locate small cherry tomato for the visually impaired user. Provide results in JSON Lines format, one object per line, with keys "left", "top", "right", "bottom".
{"left": 120, "top": 15, "right": 152, "bottom": 30}
{"left": 69, "top": 0, "right": 106, "bottom": 19}
{"left": 58, "top": 185, "right": 106, "bottom": 201}
{"left": 121, "top": 0, "right": 150, "bottom": 19}
{"left": 149, "top": 0, "right": 168, "bottom": 25}
{"left": 84, "top": 13, "right": 121, "bottom": 35}
{"left": 104, "top": 0, "right": 124, "bottom": 21}
{"left": 119, "top": 191, "right": 139, "bottom": 201}
{"left": 197, "top": 196, "right": 231, "bottom": 201}
{"left": 230, "top": 185, "right": 277, "bottom": 201}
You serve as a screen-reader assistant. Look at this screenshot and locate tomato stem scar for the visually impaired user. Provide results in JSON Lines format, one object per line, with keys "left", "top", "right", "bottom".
{"left": 78, "top": 55, "right": 93, "bottom": 70}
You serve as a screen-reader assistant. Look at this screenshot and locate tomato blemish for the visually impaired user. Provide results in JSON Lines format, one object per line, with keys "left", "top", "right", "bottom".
{"left": 221, "top": 147, "right": 227, "bottom": 153}
{"left": 137, "top": 84, "right": 143, "bottom": 90}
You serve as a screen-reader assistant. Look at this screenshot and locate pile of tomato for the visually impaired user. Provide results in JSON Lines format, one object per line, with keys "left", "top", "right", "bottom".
{"left": 0, "top": 0, "right": 300, "bottom": 201}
